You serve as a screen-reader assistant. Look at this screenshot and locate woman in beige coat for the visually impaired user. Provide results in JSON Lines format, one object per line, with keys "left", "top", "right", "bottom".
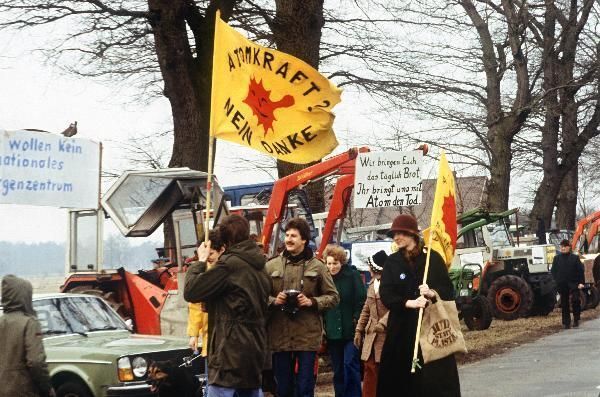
{"left": 354, "top": 250, "right": 389, "bottom": 397}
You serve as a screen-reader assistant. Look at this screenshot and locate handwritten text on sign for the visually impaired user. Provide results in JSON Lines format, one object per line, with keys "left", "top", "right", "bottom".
{"left": 354, "top": 151, "right": 423, "bottom": 208}
{"left": 0, "top": 129, "right": 100, "bottom": 209}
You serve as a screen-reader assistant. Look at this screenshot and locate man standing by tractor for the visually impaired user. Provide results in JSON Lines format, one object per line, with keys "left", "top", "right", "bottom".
{"left": 551, "top": 239, "right": 585, "bottom": 329}
{"left": 266, "top": 217, "right": 339, "bottom": 397}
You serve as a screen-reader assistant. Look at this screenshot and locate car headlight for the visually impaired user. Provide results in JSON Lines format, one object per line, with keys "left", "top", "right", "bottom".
{"left": 132, "top": 356, "right": 148, "bottom": 378}
{"left": 117, "top": 357, "right": 134, "bottom": 381}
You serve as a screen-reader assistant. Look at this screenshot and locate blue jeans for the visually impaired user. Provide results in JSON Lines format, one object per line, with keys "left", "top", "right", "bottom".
{"left": 207, "top": 384, "right": 263, "bottom": 397}
{"left": 272, "top": 351, "right": 317, "bottom": 397}
{"left": 327, "top": 339, "right": 362, "bottom": 397}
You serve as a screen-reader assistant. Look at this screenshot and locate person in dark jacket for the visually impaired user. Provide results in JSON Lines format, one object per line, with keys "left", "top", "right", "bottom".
{"left": 0, "top": 275, "right": 54, "bottom": 397}
{"left": 323, "top": 244, "right": 366, "bottom": 397}
{"left": 551, "top": 239, "right": 585, "bottom": 329}
{"left": 184, "top": 214, "right": 271, "bottom": 397}
{"left": 377, "top": 214, "right": 461, "bottom": 397}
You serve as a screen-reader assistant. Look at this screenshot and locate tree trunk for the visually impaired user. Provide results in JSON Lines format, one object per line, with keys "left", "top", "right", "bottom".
{"left": 555, "top": 161, "right": 578, "bottom": 230}
{"left": 486, "top": 128, "right": 513, "bottom": 211}
{"left": 148, "top": 0, "right": 235, "bottom": 249}
{"left": 273, "top": 0, "right": 326, "bottom": 213}
{"left": 461, "top": 0, "right": 531, "bottom": 212}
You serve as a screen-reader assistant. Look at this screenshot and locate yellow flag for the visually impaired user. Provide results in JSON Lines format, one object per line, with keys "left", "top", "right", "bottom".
{"left": 209, "top": 11, "right": 341, "bottom": 164}
{"left": 422, "top": 151, "right": 457, "bottom": 268}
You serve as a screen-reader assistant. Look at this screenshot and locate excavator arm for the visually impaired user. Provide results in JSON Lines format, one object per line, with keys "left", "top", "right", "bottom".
{"left": 572, "top": 211, "right": 600, "bottom": 253}
{"left": 261, "top": 147, "right": 370, "bottom": 256}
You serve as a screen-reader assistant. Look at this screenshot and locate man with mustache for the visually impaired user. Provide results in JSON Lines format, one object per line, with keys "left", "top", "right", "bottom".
{"left": 265, "top": 217, "right": 339, "bottom": 397}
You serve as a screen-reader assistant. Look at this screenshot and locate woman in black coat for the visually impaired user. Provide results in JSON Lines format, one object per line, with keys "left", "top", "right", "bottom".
{"left": 377, "top": 214, "right": 461, "bottom": 397}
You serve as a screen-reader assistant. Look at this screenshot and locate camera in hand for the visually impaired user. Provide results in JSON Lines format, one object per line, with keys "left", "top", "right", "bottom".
{"left": 282, "top": 289, "right": 301, "bottom": 317}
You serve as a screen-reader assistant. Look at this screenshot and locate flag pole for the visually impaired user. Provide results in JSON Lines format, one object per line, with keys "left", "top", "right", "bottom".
{"left": 204, "top": 9, "right": 221, "bottom": 243}
{"left": 411, "top": 229, "right": 434, "bottom": 373}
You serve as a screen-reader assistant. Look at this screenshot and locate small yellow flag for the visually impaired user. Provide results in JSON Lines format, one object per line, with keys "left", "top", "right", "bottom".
{"left": 209, "top": 11, "right": 342, "bottom": 164}
{"left": 422, "top": 151, "right": 457, "bottom": 268}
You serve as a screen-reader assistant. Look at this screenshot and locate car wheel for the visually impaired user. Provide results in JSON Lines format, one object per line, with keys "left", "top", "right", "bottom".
{"left": 56, "top": 381, "right": 92, "bottom": 397}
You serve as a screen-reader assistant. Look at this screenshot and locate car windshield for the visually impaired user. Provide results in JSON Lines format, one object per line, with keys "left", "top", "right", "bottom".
{"left": 33, "top": 296, "right": 127, "bottom": 336}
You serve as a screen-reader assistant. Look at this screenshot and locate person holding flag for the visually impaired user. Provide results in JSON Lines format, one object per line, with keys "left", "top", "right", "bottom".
{"left": 376, "top": 152, "right": 461, "bottom": 397}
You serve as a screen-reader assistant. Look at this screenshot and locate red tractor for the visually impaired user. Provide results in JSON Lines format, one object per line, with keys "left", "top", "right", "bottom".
{"left": 61, "top": 168, "right": 229, "bottom": 335}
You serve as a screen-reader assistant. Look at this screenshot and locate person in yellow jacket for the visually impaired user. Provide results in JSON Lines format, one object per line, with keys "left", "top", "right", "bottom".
{"left": 187, "top": 229, "right": 226, "bottom": 355}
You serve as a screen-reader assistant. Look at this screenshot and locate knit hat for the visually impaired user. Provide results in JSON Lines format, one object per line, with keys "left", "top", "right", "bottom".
{"left": 386, "top": 214, "right": 420, "bottom": 238}
{"left": 368, "top": 250, "right": 388, "bottom": 273}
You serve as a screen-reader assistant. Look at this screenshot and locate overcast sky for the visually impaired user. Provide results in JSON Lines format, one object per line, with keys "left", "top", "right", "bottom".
{"left": 0, "top": 26, "right": 390, "bottom": 243}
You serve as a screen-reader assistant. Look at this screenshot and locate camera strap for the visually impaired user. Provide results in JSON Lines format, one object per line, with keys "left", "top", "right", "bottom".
{"left": 282, "top": 256, "right": 307, "bottom": 292}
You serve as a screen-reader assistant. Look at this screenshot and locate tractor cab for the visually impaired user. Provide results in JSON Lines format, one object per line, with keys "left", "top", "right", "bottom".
{"left": 62, "top": 168, "right": 226, "bottom": 335}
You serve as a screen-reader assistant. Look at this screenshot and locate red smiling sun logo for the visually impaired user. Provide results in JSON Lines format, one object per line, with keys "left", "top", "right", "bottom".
{"left": 243, "top": 77, "right": 295, "bottom": 135}
{"left": 442, "top": 193, "right": 457, "bottom": 249}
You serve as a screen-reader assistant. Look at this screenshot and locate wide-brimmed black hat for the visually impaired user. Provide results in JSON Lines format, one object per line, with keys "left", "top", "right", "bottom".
{"left": 367, "top": 250, "right": 388, "bottom": 273}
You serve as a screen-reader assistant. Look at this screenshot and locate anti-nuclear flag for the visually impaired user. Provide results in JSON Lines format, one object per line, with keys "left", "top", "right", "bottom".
{"left": 422, "top": 151, "right": 457, "bottom": 268}
{"left": 210, "top": 11, "right": 341, "bottom": 164}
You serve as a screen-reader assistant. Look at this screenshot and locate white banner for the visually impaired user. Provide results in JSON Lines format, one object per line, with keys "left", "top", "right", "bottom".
{"left": 0, "top": 129, "right": 100, "bottom": 208}
{"left": 353, "top": 150, "right": 423, "bottom": 209}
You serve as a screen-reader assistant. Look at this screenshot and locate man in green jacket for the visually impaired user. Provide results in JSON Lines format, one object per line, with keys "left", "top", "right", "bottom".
{"left": 266, "top": 217, "right": 339, "bottom": 397}
{"left": 184, "top": 214, "right": 271, "bottom": 397}
{"left": 0, "top": 275, "right": 54, "bottom": 397}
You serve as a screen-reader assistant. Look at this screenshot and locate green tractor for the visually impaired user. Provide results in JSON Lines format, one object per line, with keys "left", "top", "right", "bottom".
{"left": 449, "top": 263, "right": 493, "bottom": 331}
{"left": 451, "top": 208, "right": 557, "bottom": 321}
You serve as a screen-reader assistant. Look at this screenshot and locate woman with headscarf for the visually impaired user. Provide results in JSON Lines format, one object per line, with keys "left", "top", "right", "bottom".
{"left": 377, "top": 214, "right": 461, "bottom": 397}
{"left": 354, "top": 250, "right": 389, "bottom": 397}
{"left": 0, "top": 275, "right": 54, "bottom": 397}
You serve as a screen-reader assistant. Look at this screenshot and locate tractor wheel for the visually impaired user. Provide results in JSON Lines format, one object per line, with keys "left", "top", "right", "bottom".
{"left": 487, "top": 275, "right": 534, "bottom": 320}
{"left": 531, "top": 291, "right": 556, "bottom": 316}
{"left": 585, "top": 285, "right": 600, "bottom": 309}
{"left": 463, "top": 295, "right": 493, "bottom": 331}
{"left": 573, "top": 289, "right": 588, "bottom": 311}
{"left": 593, "top": 256, "right": 600, "bottom": 285}
{"left": 68, "top": 285, "right": 127, "bottom": 319}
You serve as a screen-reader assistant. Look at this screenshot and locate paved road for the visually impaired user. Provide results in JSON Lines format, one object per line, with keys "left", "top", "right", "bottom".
{"left": 460, "top": 317, "right": 600, "bottom": 397}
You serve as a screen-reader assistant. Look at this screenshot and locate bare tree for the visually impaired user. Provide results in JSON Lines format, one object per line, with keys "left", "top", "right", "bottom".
{"left": 527, "top": 0, "right": 600, "bottom": 229}
{"left": 344, "top": 0, "right": 538, "bottom": 211}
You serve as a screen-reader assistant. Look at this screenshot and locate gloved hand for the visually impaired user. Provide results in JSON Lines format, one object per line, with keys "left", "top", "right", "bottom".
{"left": 353, "top": 331, "right": 363, "bottom": 349}
{"left": 374, "top": 322, "right": 386, "bottom": 333}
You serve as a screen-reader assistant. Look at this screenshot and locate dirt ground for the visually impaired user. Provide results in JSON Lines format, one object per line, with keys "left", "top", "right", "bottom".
{"left": 314, "top": 306, "right": 600, "bottom": 396}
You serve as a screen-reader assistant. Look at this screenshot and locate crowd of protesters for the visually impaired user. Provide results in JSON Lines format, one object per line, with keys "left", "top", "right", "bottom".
{"left": 184, "top": 213, "right": 464, "bottom": 397}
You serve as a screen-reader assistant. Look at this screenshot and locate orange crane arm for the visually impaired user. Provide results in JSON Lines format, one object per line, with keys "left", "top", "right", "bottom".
{"left": 261, "top": 147, "right": 369, "bottom": 255}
